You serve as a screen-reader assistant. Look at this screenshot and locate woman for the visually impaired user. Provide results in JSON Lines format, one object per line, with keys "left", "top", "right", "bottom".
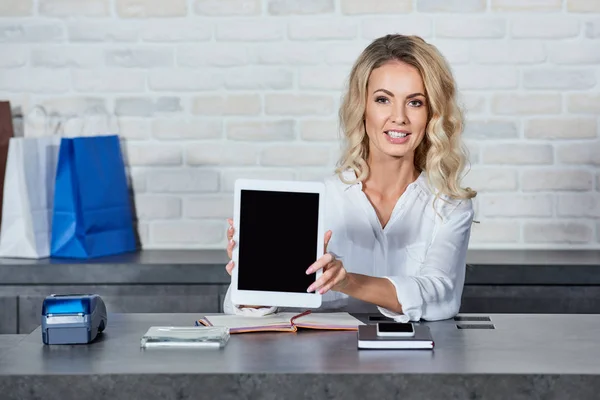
{"left": 223, "top": 34, "right": 476, "bottom": 322}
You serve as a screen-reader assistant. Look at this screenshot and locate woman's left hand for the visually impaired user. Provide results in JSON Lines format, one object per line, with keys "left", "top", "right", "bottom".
{"left": 306, "top": 230, "right": 349, "bottom": 295}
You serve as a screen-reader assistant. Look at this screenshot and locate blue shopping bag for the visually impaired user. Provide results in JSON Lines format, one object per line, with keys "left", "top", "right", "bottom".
{"left": 50, "top": 135, "right": 136, "bottom": 258}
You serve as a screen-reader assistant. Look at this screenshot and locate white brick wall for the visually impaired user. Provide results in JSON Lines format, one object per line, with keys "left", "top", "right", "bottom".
{"left": 1, "top": 0, "right": 599, "bottom": 249}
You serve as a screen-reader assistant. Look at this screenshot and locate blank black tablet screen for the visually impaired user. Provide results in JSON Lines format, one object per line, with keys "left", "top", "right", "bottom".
{"left": 238, "top": 189, "right": 319, "bottom": 293}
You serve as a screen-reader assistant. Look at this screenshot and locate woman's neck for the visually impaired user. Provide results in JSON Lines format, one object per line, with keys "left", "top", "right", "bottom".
{"left": 363, "top": 155, "right": 420, "bottom": 197}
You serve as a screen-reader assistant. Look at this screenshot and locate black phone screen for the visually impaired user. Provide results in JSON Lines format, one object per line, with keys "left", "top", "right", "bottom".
{"left": 378, "top": 322, "right": 414, "bottom": 333}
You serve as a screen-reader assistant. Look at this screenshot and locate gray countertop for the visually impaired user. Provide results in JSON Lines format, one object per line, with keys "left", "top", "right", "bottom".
{"left": 1, "top": 249, "right": 600, "bottom": 285}
{"left": 0, "top": 313, "right": 599, "bottom": 399}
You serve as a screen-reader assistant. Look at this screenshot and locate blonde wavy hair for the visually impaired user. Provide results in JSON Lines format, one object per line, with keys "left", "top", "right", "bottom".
{"left": 336, "top": 34, "right": 476, "bottom": 201}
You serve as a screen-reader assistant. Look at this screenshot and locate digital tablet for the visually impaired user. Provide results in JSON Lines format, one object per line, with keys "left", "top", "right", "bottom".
{"left": 231, "top": 179, "right": 326, "bottom": 309}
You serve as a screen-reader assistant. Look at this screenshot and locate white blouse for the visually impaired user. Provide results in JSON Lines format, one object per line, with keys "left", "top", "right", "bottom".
{"left": 223, "top": 169, "right": 475, "bottom": 323}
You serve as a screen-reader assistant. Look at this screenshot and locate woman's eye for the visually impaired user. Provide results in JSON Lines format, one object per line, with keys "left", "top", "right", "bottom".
{"left": 408, "top": 100, "right": 423, "bottom": 107}
{"left": 375, "top": 96, "right": 389, "bottom": 104}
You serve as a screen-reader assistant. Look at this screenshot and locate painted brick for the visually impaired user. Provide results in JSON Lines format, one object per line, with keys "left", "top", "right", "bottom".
{"left": 186, "top": 143, "right": 259, "bottom": 166}
{"left": 289, "top": 19, "right": 357, "bottom": 40}
{"left": 257, "top": 42, "right": 326, "bottom": 65}
{"left": 147, "top": 169, "right": 220, "bottom": 193}
{"left": 260, "top": 145, "right": 331, "bottom": 166}
{"left": 454, "top": 67, "right": 518, "bottom": 90}
{"left": 140, "top": 21, "right": 212, "bottom": 42}
{"left": 342, "top": 0, "right": 412, "bottom": 14}
{"left": 567, "top": 0, "right": 600, "bottom": 12}
{"left": 463, "top": 120, "right": 519, "bottom": 140}
{"left": 481, "top": 194, "right": 553, "bottom": 217}
{"left": 300, "top": 120, "right": 340, "bottom": 141}
{"left": 68, "top": 22, "right": 138, "bottom": 42}
{"left": 265, "top": 94, "right": 334, "bottom": 116}
{"left": 221, "top": 169, "right": 296, "bottom": 192}
{"left": 149, "top": 69, "right": 222, "bottom": 91}
{"left": 586, "top": 19, "right": 600, "bottom": 38}
{"left": 299, "top": 67, "right": 349, "bottom": 90}
{"left": 0, "top": 23, "right": 64, "bottom": 43}
{"left": 523, "top": 70, "right": 596, "bottom": 90}
{"left": 74, "top": 70, "right": 146, "bottom": 92}
{"left": 105, "top": 48, "right": 173, "bottom": 68}
{"left": 557, "top": 193, "right": 600, "bottom": 217}
{"left": 511, "top": 17, "right": 580, "bottom": 38}
{"left": 492, "top": 0, "right": 561, "bottom": 11}
{"left": 184, "top": 195, "right": 234, "bottom": 219}
{"left": 419, "top": 0, "right": 486, "bottom": 12}
{"left": 525, "top": 118, "right": 597, "bottom": 139}
{"left": 152, "top": 119, "right": 223, "bottom": 140}
{"left": 0, "top": 69, "right": 69, "bottom": 93}
{"left": 436, "top": 18, "right": 506, "bottom": 38}
{"left": 134, "top": 195, "right": 181, "bottom": 219}
{"left": 462, "top": 168, "right": 518, "bottom": 191}
{"left": 491, "top": 94, "right": 561, "bottom": 115}
{"left": 115, "top": 97, "right": 182, "bottom": 117}
{"left": 0, "top": 0, "right": 32, "bottom": 16}
{"left": 191, "top": 95, "right": 261, "bottom": 116}
{"left": 151, "top": 221, "right": 224, "bottom": 245}
{"left": 428, "top": 40, "right": 471, "bottom": 64}
{"left": 470, "top": 220, "right": 520, "bottom": 243}
{"left": 226, "top": 120, "right": 295, "bottom": 141}
{"left": 124, "top": 142, "right": 182, "bottom": 166}
{"left": 267, "top": 0, "right": 334, "bottom": 15}
{"left": 224, "top": 68, "right": 293, "bottom": 90}
{"left": 556, "top": 142, "right": 600, "bottom": 165}
{"left": 548, "top": 42, "right": 600, "bottom": 64}
{"left": 524, "top": 221, "right": 593, "bottom": 244}
{"left": 40, "top": 97, "right": 106, "bottom": 116}
{"left": 459, "top": 93, "right": 486, "bottom": 115}
{"left": 177, "top": 44, "right": 252, "bottom": 67}
{"left": 471, "top": 40, "right": 546, "bottom": 64}
{"left": 482, "top": 144, "right": 553, "bottom": 165}
{"left": 31, "top": 46, "right": 104, "bottom": 68}
{"left": 0, "top": 46, "right": 28, "bottom": 67}
{"left": 361, "top": 17, "right": 433, "bottom": 40}
{"left": 194, "top": 0, "right": 260, "bottom": 15}
{"left": 216, "top": 21, "right": 284, "bottom": 41}
{"left": 567, "top": 94, "right": 600, "bottom": 114}
{"left": 522, "top": 169, "right": 594, "bottom": 191}
{"left": 117, "top": 118, "right": 152, "bottom": 140}
{"left": 39, "top": 0, "right": 109, "bottom": 17}
{"left": 116, "top": 0, "right": 187, "bottom": 18}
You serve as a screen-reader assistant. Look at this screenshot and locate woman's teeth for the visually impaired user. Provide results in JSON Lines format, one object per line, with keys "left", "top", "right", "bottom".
{"left": 386, "top": 131, "right": 408, "bottom": 138}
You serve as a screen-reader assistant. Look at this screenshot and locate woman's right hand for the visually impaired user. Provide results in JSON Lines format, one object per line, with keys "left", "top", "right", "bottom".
{"left": 226, "top": 218, "right": 235, "bottom": 276}
{"left": 224, "top": 218, "right": 266, "bottom": 310}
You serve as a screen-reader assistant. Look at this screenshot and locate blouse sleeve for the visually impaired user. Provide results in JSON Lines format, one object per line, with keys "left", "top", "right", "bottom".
{"left": 378, "top": 200, "right": 474, "bottom": 322}
{"left": 222, "top": 283, "right": 278, "bottom": 316}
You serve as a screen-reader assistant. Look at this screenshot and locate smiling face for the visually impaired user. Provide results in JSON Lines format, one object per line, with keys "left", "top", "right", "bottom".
{"left": 364, "top": 60, "right": 429, "bottom": 163}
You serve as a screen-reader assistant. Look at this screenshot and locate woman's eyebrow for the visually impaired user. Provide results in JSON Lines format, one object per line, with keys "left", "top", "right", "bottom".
{"left": 373, "top": 89, "right": 426, "bottom": 99}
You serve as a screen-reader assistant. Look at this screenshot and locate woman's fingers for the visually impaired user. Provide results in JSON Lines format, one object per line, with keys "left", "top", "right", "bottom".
{"left": 307, "top": 262, "right": 337, "bottom": 292}
{"left": 226, "top": 260, "right": 235, "bottom": 276}
{"left": 305, "top": 253, "right": 335, "bottom": 275}
{"left": 227, "top": 219, "right": 234, "bottom": 241}
{"left": 227, "top": 238, "right": 235, "bottom": 259}
{"left": 324, "top": 230, "right": 332, "bottom": 253}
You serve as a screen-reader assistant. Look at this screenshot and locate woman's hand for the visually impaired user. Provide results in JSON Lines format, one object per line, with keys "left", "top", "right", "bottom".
{"left": 305, "top": 231, "right": 350, "bottom": 295}
{"left": 225, "top": 218, "right": 235, "bottom": 276}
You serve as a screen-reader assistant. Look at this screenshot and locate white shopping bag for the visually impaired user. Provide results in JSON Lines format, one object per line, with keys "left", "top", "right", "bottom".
{"left": 0, "top": 107, "right": 61, "bottom": 258}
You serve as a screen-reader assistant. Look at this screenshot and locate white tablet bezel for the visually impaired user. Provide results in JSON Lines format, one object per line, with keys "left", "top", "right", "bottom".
{"left": 231, "top": 178, "right": 325, "bottom": 309}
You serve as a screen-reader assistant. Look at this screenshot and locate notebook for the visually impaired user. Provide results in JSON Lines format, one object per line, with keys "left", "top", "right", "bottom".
{"left": 196, "top": 311, "right": 364, "bottom": 334}
{"left": 357, "top": 324, "right": 434, "bottom": 349}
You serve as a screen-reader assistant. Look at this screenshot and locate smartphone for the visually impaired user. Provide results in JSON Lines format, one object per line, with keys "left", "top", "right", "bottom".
{"left": 369, "top": 315, "right": 394, "bottom": 322}
{"left": 376, "top": 322, "right": 415, "bottom": 337}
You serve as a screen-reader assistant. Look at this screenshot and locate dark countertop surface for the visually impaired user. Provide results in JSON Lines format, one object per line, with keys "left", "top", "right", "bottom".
{"left": 1, "top": 249, "right": 600, "bottom": 285}
{"left": 0, "top": 313, "right": 599, "bottom": 400}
